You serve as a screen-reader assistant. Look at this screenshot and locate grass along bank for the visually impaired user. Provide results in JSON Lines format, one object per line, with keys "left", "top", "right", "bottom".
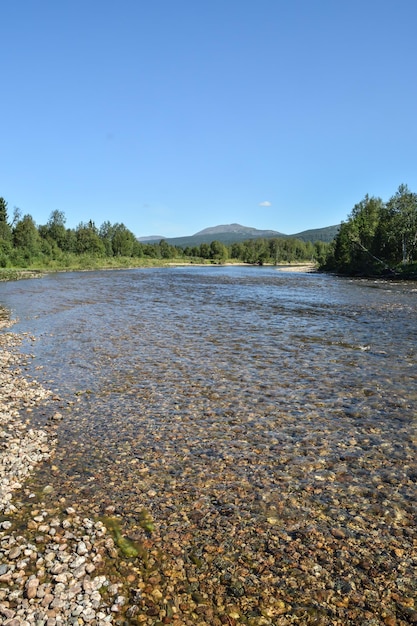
{"left": 0, "top": 256, "right": 318, "bottom": 281}
{"left": 0, "top": 255, "right": 213, "bottom": 280}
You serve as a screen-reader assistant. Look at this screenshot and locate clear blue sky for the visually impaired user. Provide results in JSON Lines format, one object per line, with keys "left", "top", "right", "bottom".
{"left": 2, "top": 1, "right": 417, "bottom": 237}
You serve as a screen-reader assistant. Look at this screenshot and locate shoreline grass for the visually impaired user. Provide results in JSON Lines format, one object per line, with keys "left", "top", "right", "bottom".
{"left": 0, "top": 257, "right": 319, "bottom": 281}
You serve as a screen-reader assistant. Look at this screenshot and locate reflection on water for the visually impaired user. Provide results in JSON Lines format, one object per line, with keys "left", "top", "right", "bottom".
{"left": 1, "top": 266, "right": 416, "bottom": 622}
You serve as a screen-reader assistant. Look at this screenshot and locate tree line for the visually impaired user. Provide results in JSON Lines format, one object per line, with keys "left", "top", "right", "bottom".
{"left": 322, "top": 184, "right": 417, "bottom": 276}
{"left": 184, "top": 237, "right": 329, "bottom": 264}
{"left": 2, "top": 185, "right": 415, "bottom": 274}
{"left": 0, "top": 197, "right": 329, "bottom": 268}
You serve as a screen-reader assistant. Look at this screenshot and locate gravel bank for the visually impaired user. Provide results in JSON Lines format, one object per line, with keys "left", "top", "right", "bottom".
{"left": 0, "top": 314, "right": 121, "bottom": 625}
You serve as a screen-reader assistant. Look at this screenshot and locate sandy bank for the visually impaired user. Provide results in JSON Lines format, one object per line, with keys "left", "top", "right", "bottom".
{"left": 273, "top": 262, "right": 317, "bottom": 272}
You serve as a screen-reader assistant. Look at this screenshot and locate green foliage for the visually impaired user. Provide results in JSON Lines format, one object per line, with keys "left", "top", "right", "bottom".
{"left": 0, "top": 197, "right": 8, "bottom": 221}
{"left": 322, "top": 185, "right": 417, "bottom": 275}
{"left": 111, "top": 224, "right": 133, "bottom": 256}
{"left": 99, "top": 222, "right": 137, "bottom": 256}
{"left": 132, "top": 239, "right": 144, "bottom": 257}
{"left": 47, "top": 210, "right": 67, "bottom": 247}
{"left": 1, "top": 185, "right": 416, "bottom": 277}
{"left": 13, "top": 214, "right": 41, "bottom": 257}
{"left": 159, "top": 239, "right": 178, "bottom": 259}
{"left": 0, "top": 197, "right": 12, "bottom": 243}
{"left": 209, "top": 240, "right": 228, "bottom": 262}
{"left": 75, "top": 221, "right": 105, "bottom": 256}
{"left": 380, "top": 184, "right": 417, "bottom": 264}
{"left": 0, "top": 198, "right": 160, "bottom": 269}
{"left": 199, "top": 243, "right": 210, "bottom": 258}
{"left": 227, "top": 236, "right": 323, "bottom": 265}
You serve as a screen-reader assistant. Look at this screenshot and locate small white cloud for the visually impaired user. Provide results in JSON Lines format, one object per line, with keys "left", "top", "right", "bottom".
{"left": 259, "top": 201, "right": 272, "bottom": 207}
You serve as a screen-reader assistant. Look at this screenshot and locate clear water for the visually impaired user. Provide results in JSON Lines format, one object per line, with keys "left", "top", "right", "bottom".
{"left": 1, "top": 266, "right": 416, "bottom": 621}
{"left": 1, "top": 267, "right": 416, "bottom": 504}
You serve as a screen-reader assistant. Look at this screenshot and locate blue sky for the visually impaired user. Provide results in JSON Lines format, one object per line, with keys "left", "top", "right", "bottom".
{"left": 2, "top": 1, "right": 417, "bottom": 238}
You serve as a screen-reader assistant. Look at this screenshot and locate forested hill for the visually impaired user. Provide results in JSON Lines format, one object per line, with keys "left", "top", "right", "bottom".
{"left": 138, "top": 223, "right": 339, "bottom": 247}
{"left": 290, "top": 225, "right": 340, "bottom": 243}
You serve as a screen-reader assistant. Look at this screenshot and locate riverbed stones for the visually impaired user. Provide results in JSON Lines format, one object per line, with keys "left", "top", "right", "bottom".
{"left": 25, "top": 576, "right": 39, "bottom": 598}
{"left": 0, "top": 316, "right": 116, "bottom": 624}
{"left": 2, "top": 273, "right": 417, "bottom": 625}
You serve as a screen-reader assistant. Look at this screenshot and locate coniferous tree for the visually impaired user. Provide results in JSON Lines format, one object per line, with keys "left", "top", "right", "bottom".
{"left": 0, "top": 197, "right": 12, "bottom": 265}
{"left": 0, "top": 197, "right": 12, "bottom": 242}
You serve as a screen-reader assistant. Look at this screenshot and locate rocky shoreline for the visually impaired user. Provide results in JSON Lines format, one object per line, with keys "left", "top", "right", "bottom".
{"left": 0, "top": 313, "right": 124, "bottom": 625}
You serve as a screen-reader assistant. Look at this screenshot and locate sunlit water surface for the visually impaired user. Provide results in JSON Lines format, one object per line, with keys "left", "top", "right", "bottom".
{"left": 1, "top": 266, "right": 416, "bottom": 621}
{"left": 1, "top": 266, "right": 416, "bottom": 503}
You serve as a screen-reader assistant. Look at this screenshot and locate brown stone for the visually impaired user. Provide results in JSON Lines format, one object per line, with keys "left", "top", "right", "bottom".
{"left": 25, "top": 577, "right": 39, "bottom": 599}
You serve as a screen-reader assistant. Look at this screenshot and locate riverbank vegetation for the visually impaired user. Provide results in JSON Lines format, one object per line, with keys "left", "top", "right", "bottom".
{"left": 3, "top": 183, "right": 416, "bottom": 279}
{"left": 321, "top": 184, "right": 417, "bottom": 278}
{"left": 0, "top": 196, "right": 328, "bottom": 277}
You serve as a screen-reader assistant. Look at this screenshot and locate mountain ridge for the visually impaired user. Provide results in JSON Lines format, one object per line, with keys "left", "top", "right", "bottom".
{"left": 138, "top": 223, "right": 339, "bottom": 246}
{"left": 193, "top": 223, "right": 284, "bottom": 237}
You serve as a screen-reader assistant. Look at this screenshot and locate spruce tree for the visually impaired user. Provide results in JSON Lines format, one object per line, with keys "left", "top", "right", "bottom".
{"left": 0, "top": 197, "right": 12, "bottom": 242}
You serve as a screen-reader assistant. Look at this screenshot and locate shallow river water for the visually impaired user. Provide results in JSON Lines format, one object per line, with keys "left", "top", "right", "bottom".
{"left": 1, "top": 266, "right": 416, "bottom": 625}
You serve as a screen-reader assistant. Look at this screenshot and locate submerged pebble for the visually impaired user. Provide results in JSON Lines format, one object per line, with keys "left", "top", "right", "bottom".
{"left": 1, "top": 269, "right": 417, "bottom": 625}
{"left": 0, "top": 315, "right": 116, "bottom": 624}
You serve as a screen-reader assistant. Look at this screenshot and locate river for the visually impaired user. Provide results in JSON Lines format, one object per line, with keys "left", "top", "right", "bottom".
{"left": 1, "top": 266, "right": 416, "bottom": 624}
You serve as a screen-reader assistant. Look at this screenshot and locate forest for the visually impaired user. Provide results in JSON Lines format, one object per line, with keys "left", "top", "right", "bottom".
{"left": 1, "top": 183, "right": 416, "bottom": 276}
{"left": 0, "top": 198, "right": 328, "bottom": 270}
{"left": 321, "top": 184, "right": 417, "bottom": 277}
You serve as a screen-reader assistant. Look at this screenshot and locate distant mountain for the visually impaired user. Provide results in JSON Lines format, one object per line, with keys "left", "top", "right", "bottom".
{"left": 137, "top": 235, "right": 165, "bottom": 242}
{"left": 138, "top": 223, "right": 339, "bottom": 247}
{"left": 194, "top": 223, "right": 284, "bottom": 238}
